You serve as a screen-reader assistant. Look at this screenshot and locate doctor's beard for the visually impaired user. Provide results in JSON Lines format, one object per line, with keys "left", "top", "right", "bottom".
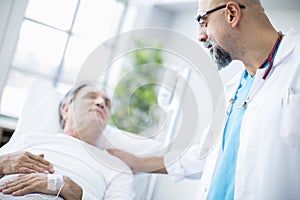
{"left": 204, "top": 39, "right": 232, "bottom": 71}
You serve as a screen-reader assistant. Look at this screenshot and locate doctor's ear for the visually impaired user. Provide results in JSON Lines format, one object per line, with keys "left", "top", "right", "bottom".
{"left": 225, "top": 2, "right": 243, "bottom": 27}
{"left": 61, "top": 103, "right": 70, "bottom": 120}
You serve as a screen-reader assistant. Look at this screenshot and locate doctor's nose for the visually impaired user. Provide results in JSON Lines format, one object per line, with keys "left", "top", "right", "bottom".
{"left": 197, "top": 27, "right": 208, "bottom": 43}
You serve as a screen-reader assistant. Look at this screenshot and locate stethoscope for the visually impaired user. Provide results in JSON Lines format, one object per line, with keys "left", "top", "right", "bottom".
{"left": 230, "top": 31, "right": 283, "bottom": 109}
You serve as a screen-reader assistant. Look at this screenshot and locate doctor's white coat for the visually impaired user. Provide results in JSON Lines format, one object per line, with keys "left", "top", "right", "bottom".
{"left": 164, "top": 29, "right": 300, "bottom": 200}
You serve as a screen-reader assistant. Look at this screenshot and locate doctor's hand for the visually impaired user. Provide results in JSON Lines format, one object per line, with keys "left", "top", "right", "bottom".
{"left": 108, "top": 149, "right": 167, "bottom": 174}
{"left": 0, "top": 151, "right": 54, "bottom": 175}
{"left": 0, "top": 173, "right": 82, "bottom": 200}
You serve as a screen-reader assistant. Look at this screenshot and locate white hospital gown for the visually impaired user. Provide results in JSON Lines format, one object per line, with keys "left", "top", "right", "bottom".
{"left": 0, "top": 133, "right": 134, "bottom": 200}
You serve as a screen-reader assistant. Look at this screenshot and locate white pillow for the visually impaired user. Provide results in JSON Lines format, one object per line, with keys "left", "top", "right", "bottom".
{"left": 10, "top": 79, "right": 63, "bottom": 142}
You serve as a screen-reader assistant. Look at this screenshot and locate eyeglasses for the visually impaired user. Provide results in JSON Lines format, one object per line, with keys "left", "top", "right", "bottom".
{"left": 196, "top": 3, "right": 246, "bottom": 25}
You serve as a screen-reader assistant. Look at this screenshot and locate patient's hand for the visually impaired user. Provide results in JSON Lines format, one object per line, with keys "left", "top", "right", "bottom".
{"left": 0, "top": 151, "right": 54, "bottom": 175}
{"left": 0, "top": 173, "right": 56, "bottom": 196}
{"left": 0, "top": 173, "right": 82, "bottom": 200}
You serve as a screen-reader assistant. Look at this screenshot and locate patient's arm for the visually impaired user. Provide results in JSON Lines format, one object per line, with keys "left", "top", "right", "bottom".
{"left": 0, "top": 151, "right": 54, "bottom": 175}
{"left": 108, "top": 149, "right": 167, "bottom": 174}
{"left": 0, "top": 173, "right": 82, "bottom": 200}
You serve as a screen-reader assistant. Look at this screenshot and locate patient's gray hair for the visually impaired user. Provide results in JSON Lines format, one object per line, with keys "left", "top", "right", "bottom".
{"left": 58, "top": 82, "right": 109, "bottom": 129}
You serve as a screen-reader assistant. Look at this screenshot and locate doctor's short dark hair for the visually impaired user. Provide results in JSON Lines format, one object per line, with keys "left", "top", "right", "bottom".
{"left": 58, "top": 82, "right": 109, "bottom": 129}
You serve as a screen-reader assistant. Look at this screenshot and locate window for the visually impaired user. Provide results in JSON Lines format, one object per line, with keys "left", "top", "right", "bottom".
{"left": 1, "top": 0, "right": 125, "bottom": 117}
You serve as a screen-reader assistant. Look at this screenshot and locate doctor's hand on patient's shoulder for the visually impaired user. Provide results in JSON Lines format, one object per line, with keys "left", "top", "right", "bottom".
{"left": 108, "top": 149, "right": 167, "bottom": 174}
{"left": 0, "top": 173, "right": 82, "bottom": 200}
{"left": 107, "top": 149, "right": 140, "bottom": 173}
{"left": 0, "top": 151, "right": 54, "bottom": 175}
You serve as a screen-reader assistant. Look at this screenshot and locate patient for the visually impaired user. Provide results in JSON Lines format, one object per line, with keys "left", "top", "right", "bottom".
{"left": 0, "top": 83, "right": 133, "bottom": 199}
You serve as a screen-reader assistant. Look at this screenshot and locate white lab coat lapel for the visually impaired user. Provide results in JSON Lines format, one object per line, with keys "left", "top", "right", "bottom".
{"left": 273, "top": 29, "right": 300, "bottom": 69}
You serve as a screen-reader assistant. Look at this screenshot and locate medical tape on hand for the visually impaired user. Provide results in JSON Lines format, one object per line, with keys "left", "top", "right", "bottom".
{"left": 47, "top": 174, "right": 64, "bottom": 191}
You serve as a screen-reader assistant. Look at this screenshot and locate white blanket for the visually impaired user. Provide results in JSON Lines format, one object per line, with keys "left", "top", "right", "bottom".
{"left": 0, "top": 133, "right": 134, "bottom": 200}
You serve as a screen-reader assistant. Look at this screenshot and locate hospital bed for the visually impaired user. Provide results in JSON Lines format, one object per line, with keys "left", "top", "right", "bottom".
{"left": 0, "top": 79, "right": 163, "bottom": 199}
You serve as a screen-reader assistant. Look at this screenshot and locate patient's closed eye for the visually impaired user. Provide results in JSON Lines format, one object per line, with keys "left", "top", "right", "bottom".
{"left": 86, "top": 92, "right": 96, "bottom": 99}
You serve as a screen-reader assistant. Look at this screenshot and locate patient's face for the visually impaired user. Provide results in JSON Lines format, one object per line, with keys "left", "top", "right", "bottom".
{"left": 62, "top": 86, "right": 111, "bottom": 145}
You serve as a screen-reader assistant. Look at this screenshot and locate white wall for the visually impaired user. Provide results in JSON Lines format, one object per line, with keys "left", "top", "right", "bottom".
{"left": 169, "top": 9, "right": 198, "bottom": 41}
{"left": 266, "top": 9, "right": 300, "bottom": 33}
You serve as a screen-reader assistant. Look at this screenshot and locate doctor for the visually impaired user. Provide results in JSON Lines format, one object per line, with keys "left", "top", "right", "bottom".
{"left": 109, "top": 0, "right": 300, "bottom": 199}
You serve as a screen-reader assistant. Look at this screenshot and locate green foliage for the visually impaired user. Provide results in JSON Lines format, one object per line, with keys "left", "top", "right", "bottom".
{"left": 110, "top": 42, "right": 164, "bottom": 134}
